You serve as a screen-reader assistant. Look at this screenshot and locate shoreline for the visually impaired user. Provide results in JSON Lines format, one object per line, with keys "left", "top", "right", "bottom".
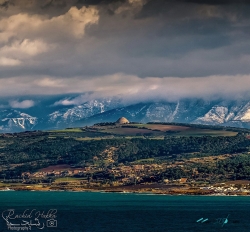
{"left": 1, "top": 185, "right": 249, "bottom": 196}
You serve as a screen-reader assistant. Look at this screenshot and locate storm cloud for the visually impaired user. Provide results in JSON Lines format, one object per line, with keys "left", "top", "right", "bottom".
{"left": 0, "top": 0, "right": 250, "bottom": 101}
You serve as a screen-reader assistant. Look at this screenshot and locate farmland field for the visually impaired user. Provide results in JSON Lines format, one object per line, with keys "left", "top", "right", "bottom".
{"left": 47, "top": 123, "right": 239, "bottom": 138}
{"left": 49, "top": 128, "right": 84, "bottom": 132}
{"left": 102, "top": 127, "right": 162, "bottom": 135}
{"left": 117, "top": 124, "right": 238, "bottom": 137}
{"left": 54, "top": 177, "right": 82, "bottom": 182}
{"left": 39, "top": 164, "right": 72, "bottom": 172}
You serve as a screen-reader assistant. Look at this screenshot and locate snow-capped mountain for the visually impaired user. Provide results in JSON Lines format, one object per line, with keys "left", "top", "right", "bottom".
{"left": 0, "top": 109, "right": 38, "bottom": 132}
{"left": 43, "top": 98, "right": 124, "bottom": 129}
{"left": 77, "top": 99, "right": 250, "bottom": 128}
{"left": 2, "top": 97, "right": 250, "bottom": 132}
{"left": 194, "top": 100, "right": 250, "bottom": 126}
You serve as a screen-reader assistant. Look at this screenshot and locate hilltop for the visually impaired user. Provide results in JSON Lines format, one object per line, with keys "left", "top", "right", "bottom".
{"left": 116, "top": 117, "right": 130, "bottom": 124}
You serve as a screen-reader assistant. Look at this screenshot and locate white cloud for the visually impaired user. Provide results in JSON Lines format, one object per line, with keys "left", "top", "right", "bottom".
{"left": 0, "top": 74, "right": 249, "bottom": 102}
{"left": 36, "top": 77, "right": 64, "bottom": 87}
{"left": 54, "top": 99, "right": 76, "bottom": 106}
{"left": 0, "top": 6, "right": 99, "bottom": 41}
{"left": 9, "top": 100, "right": 35, "bottom": 108}
{"left": 0, "top": 5, "right": 99, "bottom": 67}
{"left": 56, "top": 6, "right": 99, "bottom": 38}
{"left": 0, "top": 57, "right": 21, "bottom": 66}
{"left": 53, "top": 94, "right": 97, "bottom": 106}
{"left": 0, "top": 39, "right": 50, "bottom": 58}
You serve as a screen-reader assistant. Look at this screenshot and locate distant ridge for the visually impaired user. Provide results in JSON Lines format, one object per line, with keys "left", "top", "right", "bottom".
{"left": 3, "top": 98, "right": 250, "bottom": 132}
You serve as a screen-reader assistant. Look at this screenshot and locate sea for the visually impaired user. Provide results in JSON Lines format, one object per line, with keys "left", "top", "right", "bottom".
{"left": 0, "top": 192, "right": 250, "bottom": 232}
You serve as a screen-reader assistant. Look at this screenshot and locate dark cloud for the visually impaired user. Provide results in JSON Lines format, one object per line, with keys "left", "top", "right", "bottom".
{"left": 76, "top": 0, "right": 125, "bottom": 5}
{"left": 182, "top": 0, "right": 250, "bottom": 5}
{"left": 41, "top": 0, "right": 68, "bottom": 9}
{"left": 0, "top": 0, "right": 125, "bottom": 10}
{"left": 0, "top": 1, "right": 9, "bottom": 8}
{"left": 0, "top": 0, "right": 250, "bottom": 100}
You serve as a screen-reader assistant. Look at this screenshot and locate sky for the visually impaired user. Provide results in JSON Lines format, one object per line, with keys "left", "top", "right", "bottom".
{"left": 1, "top": 0, "right": 250, "bottom": 108}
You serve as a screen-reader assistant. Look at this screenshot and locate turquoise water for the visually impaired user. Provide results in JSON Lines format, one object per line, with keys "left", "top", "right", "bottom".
{"left": 0, "top": 192, "right": 250, "bottom": 232}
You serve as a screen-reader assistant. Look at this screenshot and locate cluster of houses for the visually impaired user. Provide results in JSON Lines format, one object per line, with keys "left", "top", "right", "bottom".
{"left": 17, "top": 162, "right": 195, "bottom": 188}
{"left": 21, "top": 164, "right": 165, "bottom": 183}
{"left": 201, "top": 185, "right": 250, "bottom": 193}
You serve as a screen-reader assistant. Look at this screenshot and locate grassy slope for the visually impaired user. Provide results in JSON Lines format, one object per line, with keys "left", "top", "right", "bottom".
{"left": 48, "top": 123, "right": 238, "bottom": 139}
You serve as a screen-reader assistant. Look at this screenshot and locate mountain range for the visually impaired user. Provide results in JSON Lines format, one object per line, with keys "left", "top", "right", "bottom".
{"left": 1, "top": 97, "right": 250, "bottom": 132}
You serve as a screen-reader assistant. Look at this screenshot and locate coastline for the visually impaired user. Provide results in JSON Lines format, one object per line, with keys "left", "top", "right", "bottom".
{"left": 1, "top": 185, "right": 249, "bottom": 196}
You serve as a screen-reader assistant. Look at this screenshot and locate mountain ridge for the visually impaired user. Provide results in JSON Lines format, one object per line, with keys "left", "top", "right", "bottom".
{"left": 1, "top": 97, "right": 250, "bottom": 132}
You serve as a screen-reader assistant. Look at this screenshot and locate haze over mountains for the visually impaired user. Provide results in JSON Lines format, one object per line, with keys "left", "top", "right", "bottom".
{"left": 1, "top": 95, "right": 250, "bottom": 132}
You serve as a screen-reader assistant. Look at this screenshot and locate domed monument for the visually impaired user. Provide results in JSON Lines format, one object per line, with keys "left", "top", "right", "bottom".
{"left": 116, "top": 117, "right": 130, "bottom": 124}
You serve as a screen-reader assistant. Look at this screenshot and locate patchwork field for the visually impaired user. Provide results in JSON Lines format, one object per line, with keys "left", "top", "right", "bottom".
{"left": 101, "top": 127, "right": 162, "bottom": 135}
{"left": 106, "top": 124, "right": 238, "bottom": 137}
{"left": 48, "top": 123, "right": 239, "bottom": 139}
{"left": 39, "top": 164, "right": 72, "bottom": 172}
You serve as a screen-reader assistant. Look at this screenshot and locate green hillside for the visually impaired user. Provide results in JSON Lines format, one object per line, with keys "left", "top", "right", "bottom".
{"left": 1, "top": 122, "right": 250, "bottom": 185}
